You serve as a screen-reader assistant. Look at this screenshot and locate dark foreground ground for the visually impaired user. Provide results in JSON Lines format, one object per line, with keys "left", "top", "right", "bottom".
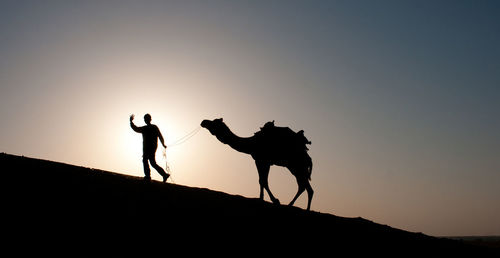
{"left": 1, "top": 153, "right": 498, "bottom": 256}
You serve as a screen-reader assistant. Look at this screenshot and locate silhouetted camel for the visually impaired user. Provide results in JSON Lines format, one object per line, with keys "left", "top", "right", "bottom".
{"left": 201, "top": 118, "right": 314, "bottom": 210}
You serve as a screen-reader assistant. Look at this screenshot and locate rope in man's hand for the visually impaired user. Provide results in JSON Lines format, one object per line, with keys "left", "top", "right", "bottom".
{"left": 161, "top": 125, "right": 201, "bottom": 184}
{"left": 163, "top": 146, "right": 174, "bottom": 183}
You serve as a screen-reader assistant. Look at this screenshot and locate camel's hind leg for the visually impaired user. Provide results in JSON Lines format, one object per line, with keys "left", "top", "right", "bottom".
{"left": 255, "top": 160, "right": 280, "bottom": 205}
{"left": 305, "top": 180, "right": 313, "bottom": 211}
{"left": 289, "top": 181, "right": 305, "bottom": 207}
{"left": 289, "top": 166, "right": 314, "bottom": 211}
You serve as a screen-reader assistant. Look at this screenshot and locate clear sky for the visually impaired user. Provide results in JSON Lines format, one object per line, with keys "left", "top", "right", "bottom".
{"left": 1, "top": 1, "right": 499, "bottom": 236}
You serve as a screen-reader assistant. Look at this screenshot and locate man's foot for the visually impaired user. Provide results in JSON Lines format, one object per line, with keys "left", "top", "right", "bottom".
{"left": 162, "top": 174, "right": 170, "bottom": 183}
{"left": 143, "top": 176, "right": 151, "bottom": 182}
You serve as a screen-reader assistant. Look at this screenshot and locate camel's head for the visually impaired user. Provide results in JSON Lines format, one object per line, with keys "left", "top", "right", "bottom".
{"left": 201, "top": 118, "right": 225, "bottom": 136}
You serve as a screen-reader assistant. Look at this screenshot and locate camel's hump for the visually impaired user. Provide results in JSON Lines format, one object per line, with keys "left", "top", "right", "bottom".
{"left": 254, "top": 122, "right": 311, "bottom": 151}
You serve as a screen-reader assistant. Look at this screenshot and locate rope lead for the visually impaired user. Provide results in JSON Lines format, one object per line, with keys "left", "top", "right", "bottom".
{"left": 162, "top": 125, "right": 202, "bottom": 183}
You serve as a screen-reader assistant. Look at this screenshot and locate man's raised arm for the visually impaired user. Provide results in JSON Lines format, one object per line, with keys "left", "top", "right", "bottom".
{"left": 130, "top": 114, "right": 142, "bottom": 133}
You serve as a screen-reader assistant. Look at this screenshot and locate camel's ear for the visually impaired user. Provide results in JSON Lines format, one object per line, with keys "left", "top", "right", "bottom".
{"left": 215, "top": 118, "right": 223, "bottom": 122}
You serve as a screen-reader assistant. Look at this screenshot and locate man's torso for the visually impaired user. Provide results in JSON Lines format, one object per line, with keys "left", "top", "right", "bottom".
{"left": 142, "top": 124, "right": 159, "bottom": 150}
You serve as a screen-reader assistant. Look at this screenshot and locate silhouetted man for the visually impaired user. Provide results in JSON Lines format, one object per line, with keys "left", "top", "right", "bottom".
{"left": 130, "top": 113, "right": 170, "bottom": 182}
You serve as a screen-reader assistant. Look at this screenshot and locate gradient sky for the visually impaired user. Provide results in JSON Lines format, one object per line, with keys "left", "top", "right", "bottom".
{"left": 1, "top": 1, "right": 499, "bottom": 236}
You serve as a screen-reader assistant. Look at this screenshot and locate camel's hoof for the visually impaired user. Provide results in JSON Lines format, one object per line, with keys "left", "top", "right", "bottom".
{"left": 272, "top": 199, "right": 281, "bottom": 205}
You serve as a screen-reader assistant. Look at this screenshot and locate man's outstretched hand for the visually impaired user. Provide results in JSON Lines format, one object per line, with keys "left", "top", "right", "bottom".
{"left": 130, "top": 114, "right": 135, "bottom": 122}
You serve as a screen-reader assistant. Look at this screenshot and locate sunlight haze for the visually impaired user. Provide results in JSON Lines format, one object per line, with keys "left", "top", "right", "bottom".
{"left": 1, "top": 1, "right": 499, "bottom": 236}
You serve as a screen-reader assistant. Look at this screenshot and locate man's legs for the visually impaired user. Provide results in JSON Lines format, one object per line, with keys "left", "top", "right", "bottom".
{"left": 142, "top": 155, "right": 151, "bottom": 180}
{"left": 149, "top": 155, "right": 169, "bottom": 182}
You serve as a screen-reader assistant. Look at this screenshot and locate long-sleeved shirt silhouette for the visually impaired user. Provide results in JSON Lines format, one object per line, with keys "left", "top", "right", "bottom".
{"left": 130, "top": 122, "right": 165, "bottom": 157}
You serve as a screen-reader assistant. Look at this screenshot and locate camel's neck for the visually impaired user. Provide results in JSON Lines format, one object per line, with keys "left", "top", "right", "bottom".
{"left": 215, "top": 124, "right": 255, "bottom": 155}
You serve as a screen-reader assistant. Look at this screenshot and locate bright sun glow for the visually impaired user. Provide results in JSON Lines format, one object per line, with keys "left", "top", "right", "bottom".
{"left": 2, "top": 1, "right": 499, "bottom": 237}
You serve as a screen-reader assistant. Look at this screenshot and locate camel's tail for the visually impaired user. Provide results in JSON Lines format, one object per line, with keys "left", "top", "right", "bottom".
{"left": 307, "top": 156, "right": 313, "bottom": 181}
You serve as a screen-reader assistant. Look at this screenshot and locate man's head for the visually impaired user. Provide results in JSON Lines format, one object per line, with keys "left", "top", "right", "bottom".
{"left": 144, "top": 114, "right": 152, "bottom": 125}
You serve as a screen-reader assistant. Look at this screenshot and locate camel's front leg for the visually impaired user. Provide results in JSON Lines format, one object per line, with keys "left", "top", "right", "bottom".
{"left": 255, "top": 160, "right": 280, "bottom": 205}
{"left": 259, "top": 184, "right": 264, "bottom": 200}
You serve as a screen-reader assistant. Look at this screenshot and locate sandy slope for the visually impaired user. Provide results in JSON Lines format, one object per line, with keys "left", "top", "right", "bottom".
{"left": 1, "top": 153, "right": 497, "bottom": 256}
